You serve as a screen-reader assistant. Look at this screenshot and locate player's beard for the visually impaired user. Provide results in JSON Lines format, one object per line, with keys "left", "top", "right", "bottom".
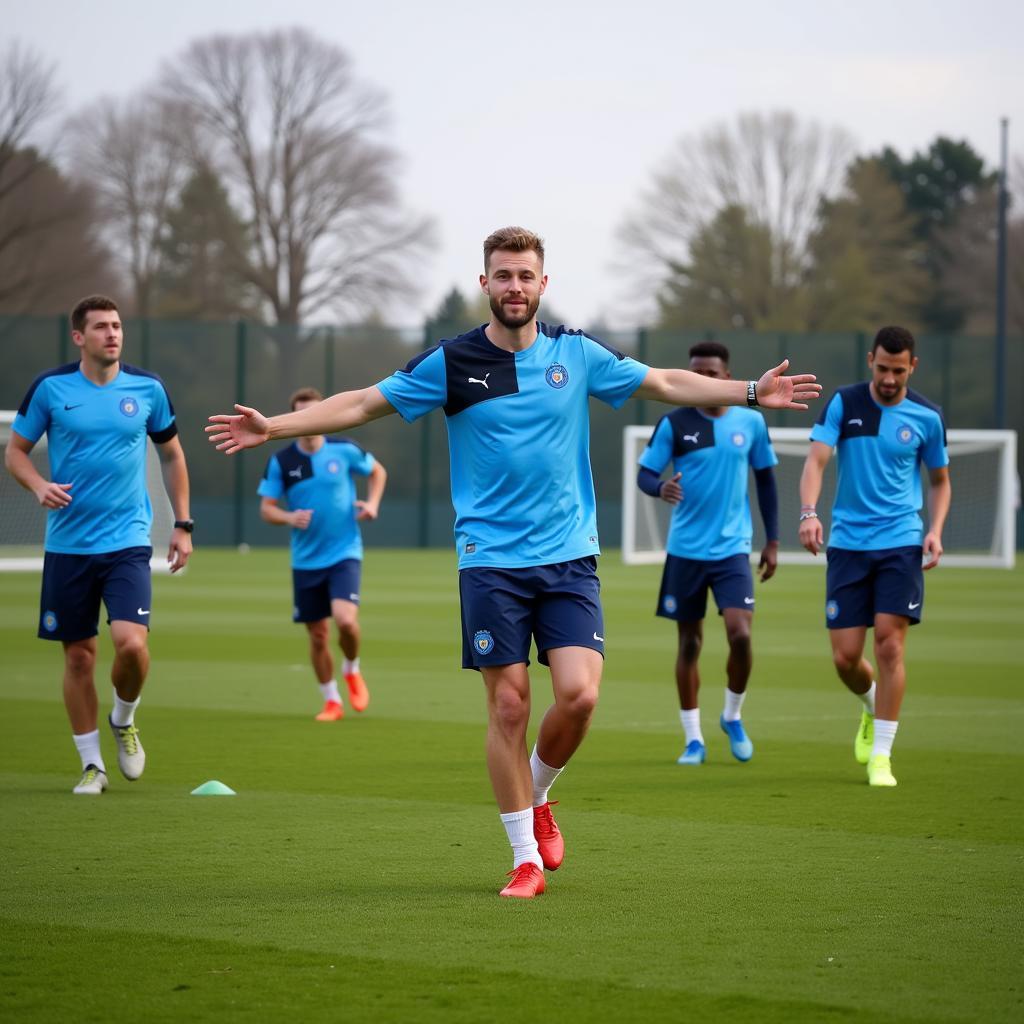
{"left": 490, "top": 292, "right": 539, "bottom": 329}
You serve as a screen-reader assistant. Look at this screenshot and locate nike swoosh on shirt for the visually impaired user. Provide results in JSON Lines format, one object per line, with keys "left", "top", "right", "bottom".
{"left": 137, "top": 608, "right": 150, "bottom": 616}
{"left": 743, "top": 597, "right": 755, "bottom": 604}
{"left": 908, "top": 602, "right": 921, "bottom": 610}
{"left": 593, "top": 632, "right": 605, "bottom": 642}
{"left": 64, "top": 403, "right": 83, "bottom": 411}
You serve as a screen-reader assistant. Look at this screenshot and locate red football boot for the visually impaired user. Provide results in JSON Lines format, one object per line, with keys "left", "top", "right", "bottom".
{"left": 533, "top": 801, "right": 564, "bottom": 871}
{"left": 499, "top": 862, "right": 546, "bottom": 899}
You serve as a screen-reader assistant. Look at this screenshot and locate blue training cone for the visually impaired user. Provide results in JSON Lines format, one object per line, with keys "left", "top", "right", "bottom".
{"left": 191, "top": 780, "right": 236, "bottom": 796}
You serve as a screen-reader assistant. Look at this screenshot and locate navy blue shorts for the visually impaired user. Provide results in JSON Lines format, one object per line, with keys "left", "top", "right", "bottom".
{"left": 656, "top": 553, "right": 754, "bottom": 622}
{"left": 459, "top": 556, "right": 604, "bottom": 670}
{"left": 39, "top": 546, "right": 152, "bottom": 642}
{"left": 292, "top": 558, "right": 362, "bottom": 623}
{"left": 825, "top": 546, "right": 924, "bottom": 629}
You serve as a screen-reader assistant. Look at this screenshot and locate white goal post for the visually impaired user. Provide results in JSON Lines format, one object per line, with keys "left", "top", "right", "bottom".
{"left": 0, "top": 411, "right": 176, "bottom": 572}
{"left": 621, "top": 424, "right": 1018, "bottom": 569}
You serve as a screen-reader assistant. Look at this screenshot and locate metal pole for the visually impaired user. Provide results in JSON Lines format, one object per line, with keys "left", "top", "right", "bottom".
{"left": 995, "top": 117, "right": 1009, "bottom": 429}
{"left": 325, "top": 327, "right": 335, "bottom": 396}
{"left": 234, "top": 321, "right": 247, "bottom": 547}
{"left": 635, "top": 327, "right": 648, "bottom": 424}
{"left": 417, "top": 324, "right": 433, "bottom": 548}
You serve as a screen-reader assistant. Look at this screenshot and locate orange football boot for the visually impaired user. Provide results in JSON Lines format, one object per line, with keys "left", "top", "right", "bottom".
{"left": 499, "top": 862, "right": 546, "bottom": 899}
{"left": 533, "top": 801, "right": 564, "bottom": 871}
{"left": 345, "top": 672, "right": 370, "bottom": 712}
{"left": 315, "top": 700, "right": 344, "bottom": 721}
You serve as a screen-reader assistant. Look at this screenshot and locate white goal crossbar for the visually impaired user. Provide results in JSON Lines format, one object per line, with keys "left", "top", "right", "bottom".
{"left": 621, "top": 425, "right": 1018, "bottom": 569}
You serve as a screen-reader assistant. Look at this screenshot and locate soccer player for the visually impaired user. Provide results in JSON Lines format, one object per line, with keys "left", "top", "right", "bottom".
{"left": 258, "top": 386, "right": 388, "bottom": 721}
{"left": 798, "top": 326, "right": 950, "bottom": 788}
{"left": 4, "top": 295, "right": 193, "bottom": 795}
{"left": 637, "top": 341, "right": 779, "bottom": 766}
{"left": 207, "top": 226, "right": 820, "bottom": 898}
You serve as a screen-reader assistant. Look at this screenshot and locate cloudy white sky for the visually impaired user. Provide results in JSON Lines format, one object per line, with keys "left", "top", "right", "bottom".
{"left": 13, "top": 0, "right": 1023, "bottom": 327}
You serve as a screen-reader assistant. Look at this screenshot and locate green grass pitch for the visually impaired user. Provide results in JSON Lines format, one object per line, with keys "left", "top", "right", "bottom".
{"left": 0, "top": 549, "right": 1021, "bottom": 1023}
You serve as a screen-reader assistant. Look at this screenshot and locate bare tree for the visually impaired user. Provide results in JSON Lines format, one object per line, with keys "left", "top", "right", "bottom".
{"left": 159, "top": 27, "right": 433, "bottom": 326}
{"left": 618, "top": 111, "right": 854, "bottom": 327}
{"left": 0, "top": 41, "right": 60, "bottom": 194}
{"left": 69, "top": 95, "right": 190, "bottom": 315}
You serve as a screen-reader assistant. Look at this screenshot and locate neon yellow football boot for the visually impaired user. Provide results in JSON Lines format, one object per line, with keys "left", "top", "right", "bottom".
{"left": 854, "top": 710, "right": 874, "bottom": 765}
{"left": 867, "top": 754, "right": 897, "bottom": 787}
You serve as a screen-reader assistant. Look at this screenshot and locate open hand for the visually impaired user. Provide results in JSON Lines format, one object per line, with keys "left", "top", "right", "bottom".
{"left": 206, "top": 405, "right": 270, "bottom": 454}
{"left": 756, "top": 360, "right": 822, "bottom": 411}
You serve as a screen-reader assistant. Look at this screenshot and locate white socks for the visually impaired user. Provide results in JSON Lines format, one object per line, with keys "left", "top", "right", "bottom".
{"left": 499, "top": 808, "right": 542, "bottom": 869}
{"left": 858, "top": 681, "right": 877, "bottom": 716}
{"left": 722, "top": 687, "right": 746, "bottom": 722}
{"left": 872, "top": 719, "right": 898, "bottom": 758}
{"left": 111, "top": 691, "right": 140, "bottom": 727}
{"left": 73, "top": 730, "right": 105, "bottom": 772}
{"left": 680, "top": 709, "right": 703, "bottom": 745}
{"left": 342, "top": 658, "right": 360, "bottom": 677}
{"left": 530, "top": 746, "right": 563, "bottom": 807}
{"left": 319, "top": 679, "right": 341, "bottom": 704}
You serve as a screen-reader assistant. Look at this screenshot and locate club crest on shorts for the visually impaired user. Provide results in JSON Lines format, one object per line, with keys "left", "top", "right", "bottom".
{"left": 119, "top": 396, "right": 139, "bottom": 417}
{"left": 662, "top": 595, "right": 678, "bottom": 614}
{"left": 826, "top": 600, "right": 840, "bottom": 620}
{"left": 42, "top": 610, "right": 58, "bottom": 632}
{"left": 545, "top": 363, "right": 569, "bottom": 389}
{"left": 473, "top": 629, "right": 495, "bottom": 655}
{"left": 326, "top": 459, "right": 340, "bottom": 474}
{"left": 896, "top": 424, "right": 915, "bottom": 445}
{"left": 731, "top": 432, "right": 746, "bottom": 447}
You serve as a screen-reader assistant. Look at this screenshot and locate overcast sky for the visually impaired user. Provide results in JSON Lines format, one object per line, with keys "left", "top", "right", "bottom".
{"left": 13, "top": 0, "right": 1023, "bottom": 327}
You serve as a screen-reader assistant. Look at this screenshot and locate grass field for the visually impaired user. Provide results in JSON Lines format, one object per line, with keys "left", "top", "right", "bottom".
{"left": 0, "top": 548, "right": 1021, "bottom": 1023}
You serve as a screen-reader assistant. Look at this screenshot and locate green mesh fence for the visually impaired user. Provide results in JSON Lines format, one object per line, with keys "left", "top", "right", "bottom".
{"left": 1, "top": 315, "right": 1020, "bottom": 548}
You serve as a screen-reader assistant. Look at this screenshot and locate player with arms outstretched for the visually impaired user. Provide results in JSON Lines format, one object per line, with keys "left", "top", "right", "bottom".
{"left": 208, "top": 227, "right": 820, "bottom": 897}
{"left": 798, "top": 326, "right": 950, "bottom": 787}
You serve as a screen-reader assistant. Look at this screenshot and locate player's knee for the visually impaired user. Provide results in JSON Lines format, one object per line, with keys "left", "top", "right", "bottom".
{"left": 114, "top": 632, "right": 148, "bottom": 663}
{"left": 307, "top": 622, "right": 330, "bottom": 651}
{"left": 558, "top": 681, "right": 599, "bottom": 723}
{"left": 489, "top": 685, "right": 530, "bottom": 732}
{"left": 874, "top": 631, "right": 905, "bottom": 667}
{"left": 726, "top": 630, "right": 751, "bottom": 659}
{"left": 832, "top": 647, "right": 860, "bottom": 674}
{"left": 65, "top": 644, "right": 95, "bottom": 677}
{"left": 335, "top": 610, "right": 359, "bottom": 635}
{"left": 679, "top": 632, "right": 702, "bottom": 662}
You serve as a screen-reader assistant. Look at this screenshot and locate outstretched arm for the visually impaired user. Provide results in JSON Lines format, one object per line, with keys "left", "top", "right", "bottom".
{"left": 207, "top": 386, "right": 396, "bottom": 455}
{"left": 635, "top": 360, "right": 820, "bottom": 411}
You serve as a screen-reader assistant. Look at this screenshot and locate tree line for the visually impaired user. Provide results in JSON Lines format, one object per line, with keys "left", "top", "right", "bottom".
{"left": 1, "top": 35, "right": 1020, "bottom": 338}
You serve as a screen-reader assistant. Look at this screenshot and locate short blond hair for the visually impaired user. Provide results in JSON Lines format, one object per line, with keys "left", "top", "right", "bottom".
{"left": 289, "top": 386, "right": 323, "bottom": 411}
{"left": 483, "top": 226, "right": 545, "bottom": 271}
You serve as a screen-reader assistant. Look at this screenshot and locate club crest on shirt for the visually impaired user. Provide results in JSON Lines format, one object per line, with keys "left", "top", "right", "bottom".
{"left": 731, "top": 432, "right": 746, "bottom": 447}
{"left": 896, "top": 424, "right": 915, "bottom": 445}
{"left": 473, "top": 629, "right": 495, "bottom": 655}
{"left": 545, "top": 363, "right": 569, "bottom": 389}
{"left": 326, "top": 459, "right": 341, "bottom": 474}
{"left": 826, "top": 600, "right": 840, "bottom": 621}
{"left": 662, "top": 595, "right": 678, "bottom": 614}
{"left": 42, "top": 610, "right": 58, "bottom": 632}
{"left": 119, "top": 396, "right": 139, "bottom": 417}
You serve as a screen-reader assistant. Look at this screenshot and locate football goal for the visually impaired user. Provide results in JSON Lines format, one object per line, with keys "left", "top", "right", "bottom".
{"left": 621, "top": 425, "right": 1018, "bottom": 569}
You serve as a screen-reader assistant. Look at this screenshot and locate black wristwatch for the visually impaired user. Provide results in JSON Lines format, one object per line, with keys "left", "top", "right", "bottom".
{"left": 174, "top": 519, "right": 195, "bottom": 534}
{"left": 746, "top": 380, "right": 759, "bottom": 407}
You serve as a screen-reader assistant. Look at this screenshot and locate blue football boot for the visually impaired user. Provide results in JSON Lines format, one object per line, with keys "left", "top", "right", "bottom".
{"left": 720, "top": 716, "right": 754, "bottom": 762}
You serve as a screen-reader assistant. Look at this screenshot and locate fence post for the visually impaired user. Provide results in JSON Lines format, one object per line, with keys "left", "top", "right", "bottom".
{"left": 140, "top": 317, "right": 151, "bottom": 369}
{"left": 325, "top": 327, "right": 335, "bottom": 396}
{"left": 417, "top": 323, "right": 433, "bottom": 548}
{"left": 57, "top": 315, "right": 67, "bottom": 364}
{"left": 233, "top": 321, "right": 247, "bottom": 548}
{"left": 635, "top": 327, "right": 648, "bottom": 424}
{"left": 854, "top": 331, "right": 866, "bottom": 380}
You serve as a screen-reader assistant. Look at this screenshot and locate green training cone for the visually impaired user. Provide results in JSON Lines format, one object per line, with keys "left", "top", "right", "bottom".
{"left": 190, "top": 780, "right": 236, "bottom": 796}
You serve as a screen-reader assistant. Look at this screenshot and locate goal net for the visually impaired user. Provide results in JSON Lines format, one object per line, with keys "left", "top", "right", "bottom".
{"left": 621, "top": 425, "right": 1018, "bottom": 569}
{"left": 0, "top": 411, "right": 176, "bottom": 572}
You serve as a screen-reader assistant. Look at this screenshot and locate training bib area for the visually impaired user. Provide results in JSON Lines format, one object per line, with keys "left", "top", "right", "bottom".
{"left": 0, "top": 548, "right": 1019, "bottom": 1023}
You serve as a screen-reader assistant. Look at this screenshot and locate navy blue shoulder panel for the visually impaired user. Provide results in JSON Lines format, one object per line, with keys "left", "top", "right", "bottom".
{"left": 441, "top": 328, "right": 518, "bottom": 417}
{"left": 326, "top": 435, "right": 368, "bottom": 456}
{"left": 905, "top": 387, "right": 946, "bottom": 444}
{"left": 665, "top": 408, "right": 715, "bottom": 457}
{"left": 274, "top": 443, "right": 314, "bottom": 493}
{"left": 836, "top": 382, "right": 881, "bottom": 440}
{"left": 123, "top": 363, "right": 176, "bottom": 418}
{"left": 399, "top": 344, "right": 441, "bottom": 374}
{"left": 16, "top": 362, "right": 78, "bottom": 416}
{"left": 541, "top": 323, "right": 627, "bottom": 360}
